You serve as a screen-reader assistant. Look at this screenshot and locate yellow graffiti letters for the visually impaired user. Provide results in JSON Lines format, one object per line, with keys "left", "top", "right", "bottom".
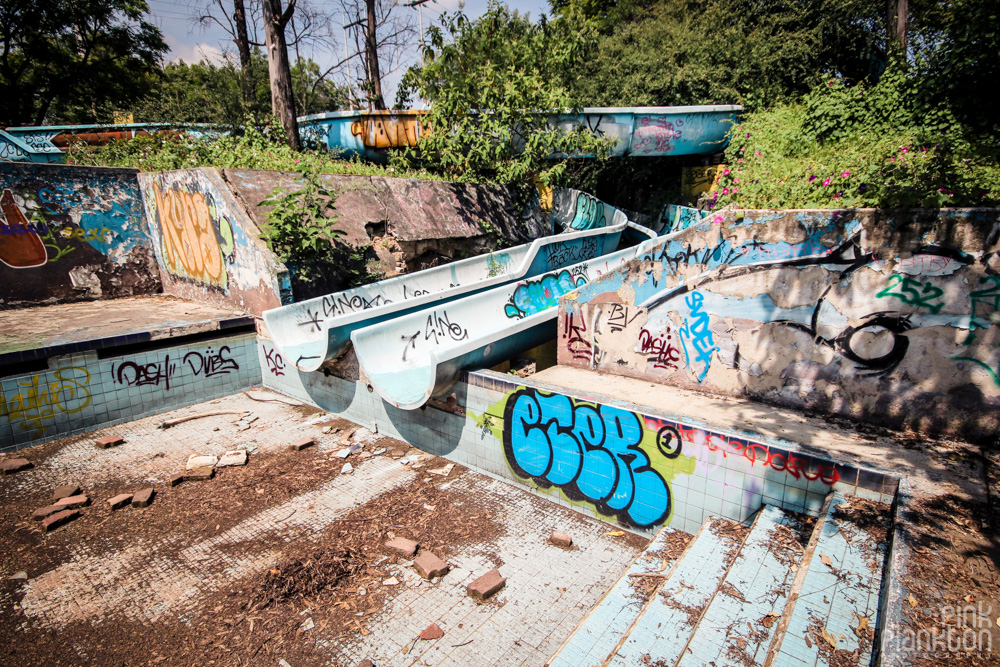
{"left": 152, "top": 182, "right": 234, "bottom": 289}
{"left": 0, "top": 367, "right": 92, "bottom": 437}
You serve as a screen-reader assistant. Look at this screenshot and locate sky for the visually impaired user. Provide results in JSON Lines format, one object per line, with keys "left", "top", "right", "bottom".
{"left": 148, "top": 0, "right": 554, "bottom": 103}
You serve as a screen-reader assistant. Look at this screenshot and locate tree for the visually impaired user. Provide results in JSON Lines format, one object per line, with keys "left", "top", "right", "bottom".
{"left": 558, "top": 0, "right": 888, "bottom": 110}
{"left": 260, "top": 0, "right": 301, "bottom": 148}
{"left": 396, "top": 2, "right": 609, "bottom": 185}
{"left": 0, "top": 0, "right": 166, "bottom": 125}
{"left": 338, "top": 0, "right": 416, "bottom": 110}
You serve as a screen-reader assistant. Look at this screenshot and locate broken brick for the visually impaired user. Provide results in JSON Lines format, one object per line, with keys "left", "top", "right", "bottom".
{"left": 32, "top": 505, "right": 64, "bottom": 521}
{"left": 51, "top": 484, "right": 81, "bottom": 501}
{"left": 467, "top": 568, "right": 506, "bottom": 602}
{"left": 413, "top": 550, "right": 449, "bottom": 579}
{"left": 1, "top": 458, "right": 32, "bottom": 475}
{"left": 186, "top": 454, "right": 218, "bottom": 470}
{"left": 419, "top": 624, "right": 444, "bottom": 640}
{"left": 169, "top": 473, "right": 185, "bottom": 487}
{"left": 54, "top": 494, "right": 90, "bottom": 510}
{"left": 385, "top": 536, "right": 419, "bottom": 558}
{"left": 106, "top": 494, "right": 133, "bottom": 511}
{"left": 549, "top": 531, "right": 573, "bottom": 548}
{"left": 131, "top": 488, "right": 155, "bottom": 508}
{"left": 288, "top": 437, "right": 315, "bottom": 451}
{"left": 354, "top": 660, "right": 376, "bottom": 667}
{"left": 183, "top": 467, "right": 214, "bottom": 481}
{"left": 42, "top": 509, "right": 80, "bottom": 532}
{"left": 95, "top": 435, "right": 125, "bottom": 449}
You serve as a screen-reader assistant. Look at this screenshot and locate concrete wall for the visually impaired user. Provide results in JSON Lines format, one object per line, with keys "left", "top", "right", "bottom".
{"left": 223, "top": 169, "right": 548, "bottom": 276}
{"left": 0, "top": 162, "right": 161, "bottom": 308}
{"left": 0, "top": 332, "right": 260, "bottom": 452}
{"left": 137, "top": 168, "right": 291, "bottom": 316}
{"left": 257, "top": 338, "right": 896, "bottom": 535}
{"left": 557, "top": 208, "right": 1000, "bottom": 441}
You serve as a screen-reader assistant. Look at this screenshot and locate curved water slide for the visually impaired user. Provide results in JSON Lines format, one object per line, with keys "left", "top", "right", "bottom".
{"left": 351, "top": 237, "right": 661, "bottom": 410}
{"left": 298, "top": 106, "right": 741, "bottom": 162}
{"left": 262, "top": 190, "right": 648, "bottom": 371}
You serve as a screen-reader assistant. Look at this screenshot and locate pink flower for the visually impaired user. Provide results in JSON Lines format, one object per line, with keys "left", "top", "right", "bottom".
{"left": 713, "top": 215, "right": 723, "bottom": 225}
{"left": 840, "top": 171, "right": 850, "bottom": 178}
{"left": 900, "top": 147, "right": 909, "bottom": 154}
{"left": 754, "top": 151, "right": 761, "bottom": 156}
{"left": 723, "top": 169, "right": 730, "bottom": 175}
{"left": 294, "top": 158, "right": 299, "bottom": 163}
{"left": 734, "top": 178, "right": 739, "bottom": 183}
{"left": 822, "top": 178, "right": 832, "bottom": 186}
{"left": 723, "top": 187, "right": 730, "bottom": 195}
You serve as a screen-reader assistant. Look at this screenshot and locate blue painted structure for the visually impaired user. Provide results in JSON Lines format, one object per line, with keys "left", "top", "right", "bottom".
{"left": 0, "top": 124, "right": 221, "bottom": 163}
{"left": 298, "top": 106, "right": 741, "bottom": 162}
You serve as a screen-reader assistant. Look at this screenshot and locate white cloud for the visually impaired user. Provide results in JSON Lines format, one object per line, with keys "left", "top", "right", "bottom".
{"left": 162, "top": 31, "right": 228, "bottom": 66}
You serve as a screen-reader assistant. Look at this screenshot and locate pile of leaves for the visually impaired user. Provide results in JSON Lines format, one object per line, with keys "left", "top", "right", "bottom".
{"left": 246, "top": 548, "right": 365, "bottom": 611}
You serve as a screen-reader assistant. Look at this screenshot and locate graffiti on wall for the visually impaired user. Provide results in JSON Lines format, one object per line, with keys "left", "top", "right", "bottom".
{"left": 494, "top": 384, "right": 846, "bottom": 529}
{"left": 0, "top": 367, "right": 92, "bottom": 438}
{"left": 112, "top": 346, "right": 240, "bottom": 390}
{"left": 148, "top": 181, "right": 235, "bottom": 289}
{"left": 505, "top": 269, "right": 588, "bottom": 319}
{"left": 263, "top": 344, "right": 286, "bottom": 376}
{"left": 568, "top": 193, "right": 607, "bottom": 231}
{"left": 558, "top": 210, "right": 1000, "bottom": 435}
{"left": 632, "top": 116, "right": 683, "bottom": 155}
{"left": 502, "top": 387, "right": 671, "bottom": 527}
{"left": 350, "top": 114, "right": 422, "bottom": 150}
{"left": 0, "top": 188, "right": 116, "bottom": 269}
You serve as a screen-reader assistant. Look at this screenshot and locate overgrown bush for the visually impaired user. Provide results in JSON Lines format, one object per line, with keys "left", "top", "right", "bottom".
{"left": 711, "top": 63, "right": 1000, "bottom": 210}
{"left": 64, "top": 116, "right": 444, "bottom": 181}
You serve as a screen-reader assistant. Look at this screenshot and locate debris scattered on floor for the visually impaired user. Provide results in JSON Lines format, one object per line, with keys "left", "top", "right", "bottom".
{"left": 385, "top": 537, "right": 419, "bottom": 558}
{"left": 549, "top": 530, "right": 573, "bottom": 548}
{"left": 467, "top": 568, "right": 506, "bottom": 602}
{"left": 42, "top": 509, "right": 80, "bottom": 532}
{"left": 1, "top": 458, "right": 32, "bottom": 474}
{"left": 420, "top": 623, "right": 445, "bottom": 640}
{"left": 216, "top": 450, "right": 248, "bottom": 467}
{"left": 95, "top": 436, "right": 125, "bottom": 449}
{"left": 427, "top": 463, "right": 454, "bottom": 477}
{"left": 183, "top": 467, "right": 214, "bottom": 482}
{"left": 106, "top": 493, "right": 133, "bottom": 510}
{"left": 413, "top": 550, "right": 450, "bottom": 579}
{"left": 288, "top": 437, "right": 315, "bottom": 451}
{"left": 186, "top": 454, "right": 218, "bottom": 469}
{"left": 342, "top": 463, "right": 354, "bottom": 475}
{"left": 159, "top": 410, "right": 248, "bottom": 429}
{"left": 51, "top": 484, "right": 81, "bottom": 501}
{"left": 131, "top": 487, "right": 156, "bottom": 508}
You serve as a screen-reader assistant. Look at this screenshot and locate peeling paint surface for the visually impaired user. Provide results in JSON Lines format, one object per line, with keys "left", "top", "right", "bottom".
{"left": 0, "top": 162, "right": 160, "bottom": 307}
{"left": 138, "top": 168, "right": 290, "bottom": 316}
{"left": 558, "top": 207, "right": 1000, "bottom": 439}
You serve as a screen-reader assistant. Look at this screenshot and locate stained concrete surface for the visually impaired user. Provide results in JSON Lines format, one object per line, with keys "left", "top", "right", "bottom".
{"left": 0, "top": 295, "right": 252, "bottom": 357}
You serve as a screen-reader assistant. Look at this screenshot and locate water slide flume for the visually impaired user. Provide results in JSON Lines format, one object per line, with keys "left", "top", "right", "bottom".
{"left": 352, "top": 237, "right": 660, "bottom": 410}
{"left": 263, "top": 194, "right": 642, "bottom": 371}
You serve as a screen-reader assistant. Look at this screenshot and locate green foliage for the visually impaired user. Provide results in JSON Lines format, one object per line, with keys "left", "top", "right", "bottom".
{"left": 711, "top": 71, "right": 1000, "bottom": 209}
{"left": 0, "top": 0, "right": 166, "bottom": 125}
{"left": 65, "top": 116, "right": 446, "bottom": 181}
{"left": 395, "top": 1, "right": 612, "bottom": 186}
{"left": 563, "top": 0, "right": 887, "bottom": 110}
{"left": 130, "top": 54, "right": 347, "bottom": 129}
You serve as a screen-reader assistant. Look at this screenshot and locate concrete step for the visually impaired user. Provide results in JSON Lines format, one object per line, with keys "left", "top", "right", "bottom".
{"left": 770, "top": 492, "right": 890, "bottom": 667}
{"left": 546, "top": 526, "right": 693, "bottom": 667}
{"left": 675, "top": 505, "right": 811, "bottom": 667}
{"left": 607, "top": 516, "right": 750, "bottom": 666}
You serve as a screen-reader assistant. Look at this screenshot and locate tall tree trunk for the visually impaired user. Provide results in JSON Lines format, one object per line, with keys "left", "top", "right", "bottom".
{"left": 261, "top": 0, "right": 301, "bottom": 149}
{"left": 887, "top": 0, "right": 908, "bottom": 52}
{"left": 233, "top": 0, "right": 254, "bottom": 109}
{"left": 365, "top": 0, "right": 386, "bottom": 110}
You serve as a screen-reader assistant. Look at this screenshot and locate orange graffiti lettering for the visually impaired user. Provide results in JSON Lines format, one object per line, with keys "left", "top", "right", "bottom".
{"left": 151, "top": 182, "right": 233, "bottom": 289}
{"left": 350, "top": 114, "right": 422, "bottom": 150}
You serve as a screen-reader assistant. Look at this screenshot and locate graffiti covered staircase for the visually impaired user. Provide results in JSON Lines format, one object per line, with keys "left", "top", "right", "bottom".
{"left": 548, "top": 493, "right": 891, "bottom": 667}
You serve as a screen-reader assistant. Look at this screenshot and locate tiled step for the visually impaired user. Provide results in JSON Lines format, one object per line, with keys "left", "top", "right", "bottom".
{"left": 771, "top": 492, "right": 890, "bottom": 667}
{"left": 607, "top": 516, "right": 750, "bottom": 666}
{"left": 547, "top": 526, "right": 693, "bottom": 667}
{"left": 676, "top": 505, "right": 811, "bottom": 667}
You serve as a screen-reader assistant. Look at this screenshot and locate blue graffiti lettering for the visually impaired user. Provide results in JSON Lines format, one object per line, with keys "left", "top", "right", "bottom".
{"left": 678, "top": 291, "right": 718, "bottom": 383}
{"left": 505, "top": 270, "right": 588, "bottom": 319}
{"left": 501, "top": 387, "right": 670, "bottom": 527}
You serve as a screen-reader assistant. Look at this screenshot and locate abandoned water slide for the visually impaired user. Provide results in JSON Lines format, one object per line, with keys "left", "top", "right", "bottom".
{"left": 262, "top": 189, "right": 652, "bottom": 372}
